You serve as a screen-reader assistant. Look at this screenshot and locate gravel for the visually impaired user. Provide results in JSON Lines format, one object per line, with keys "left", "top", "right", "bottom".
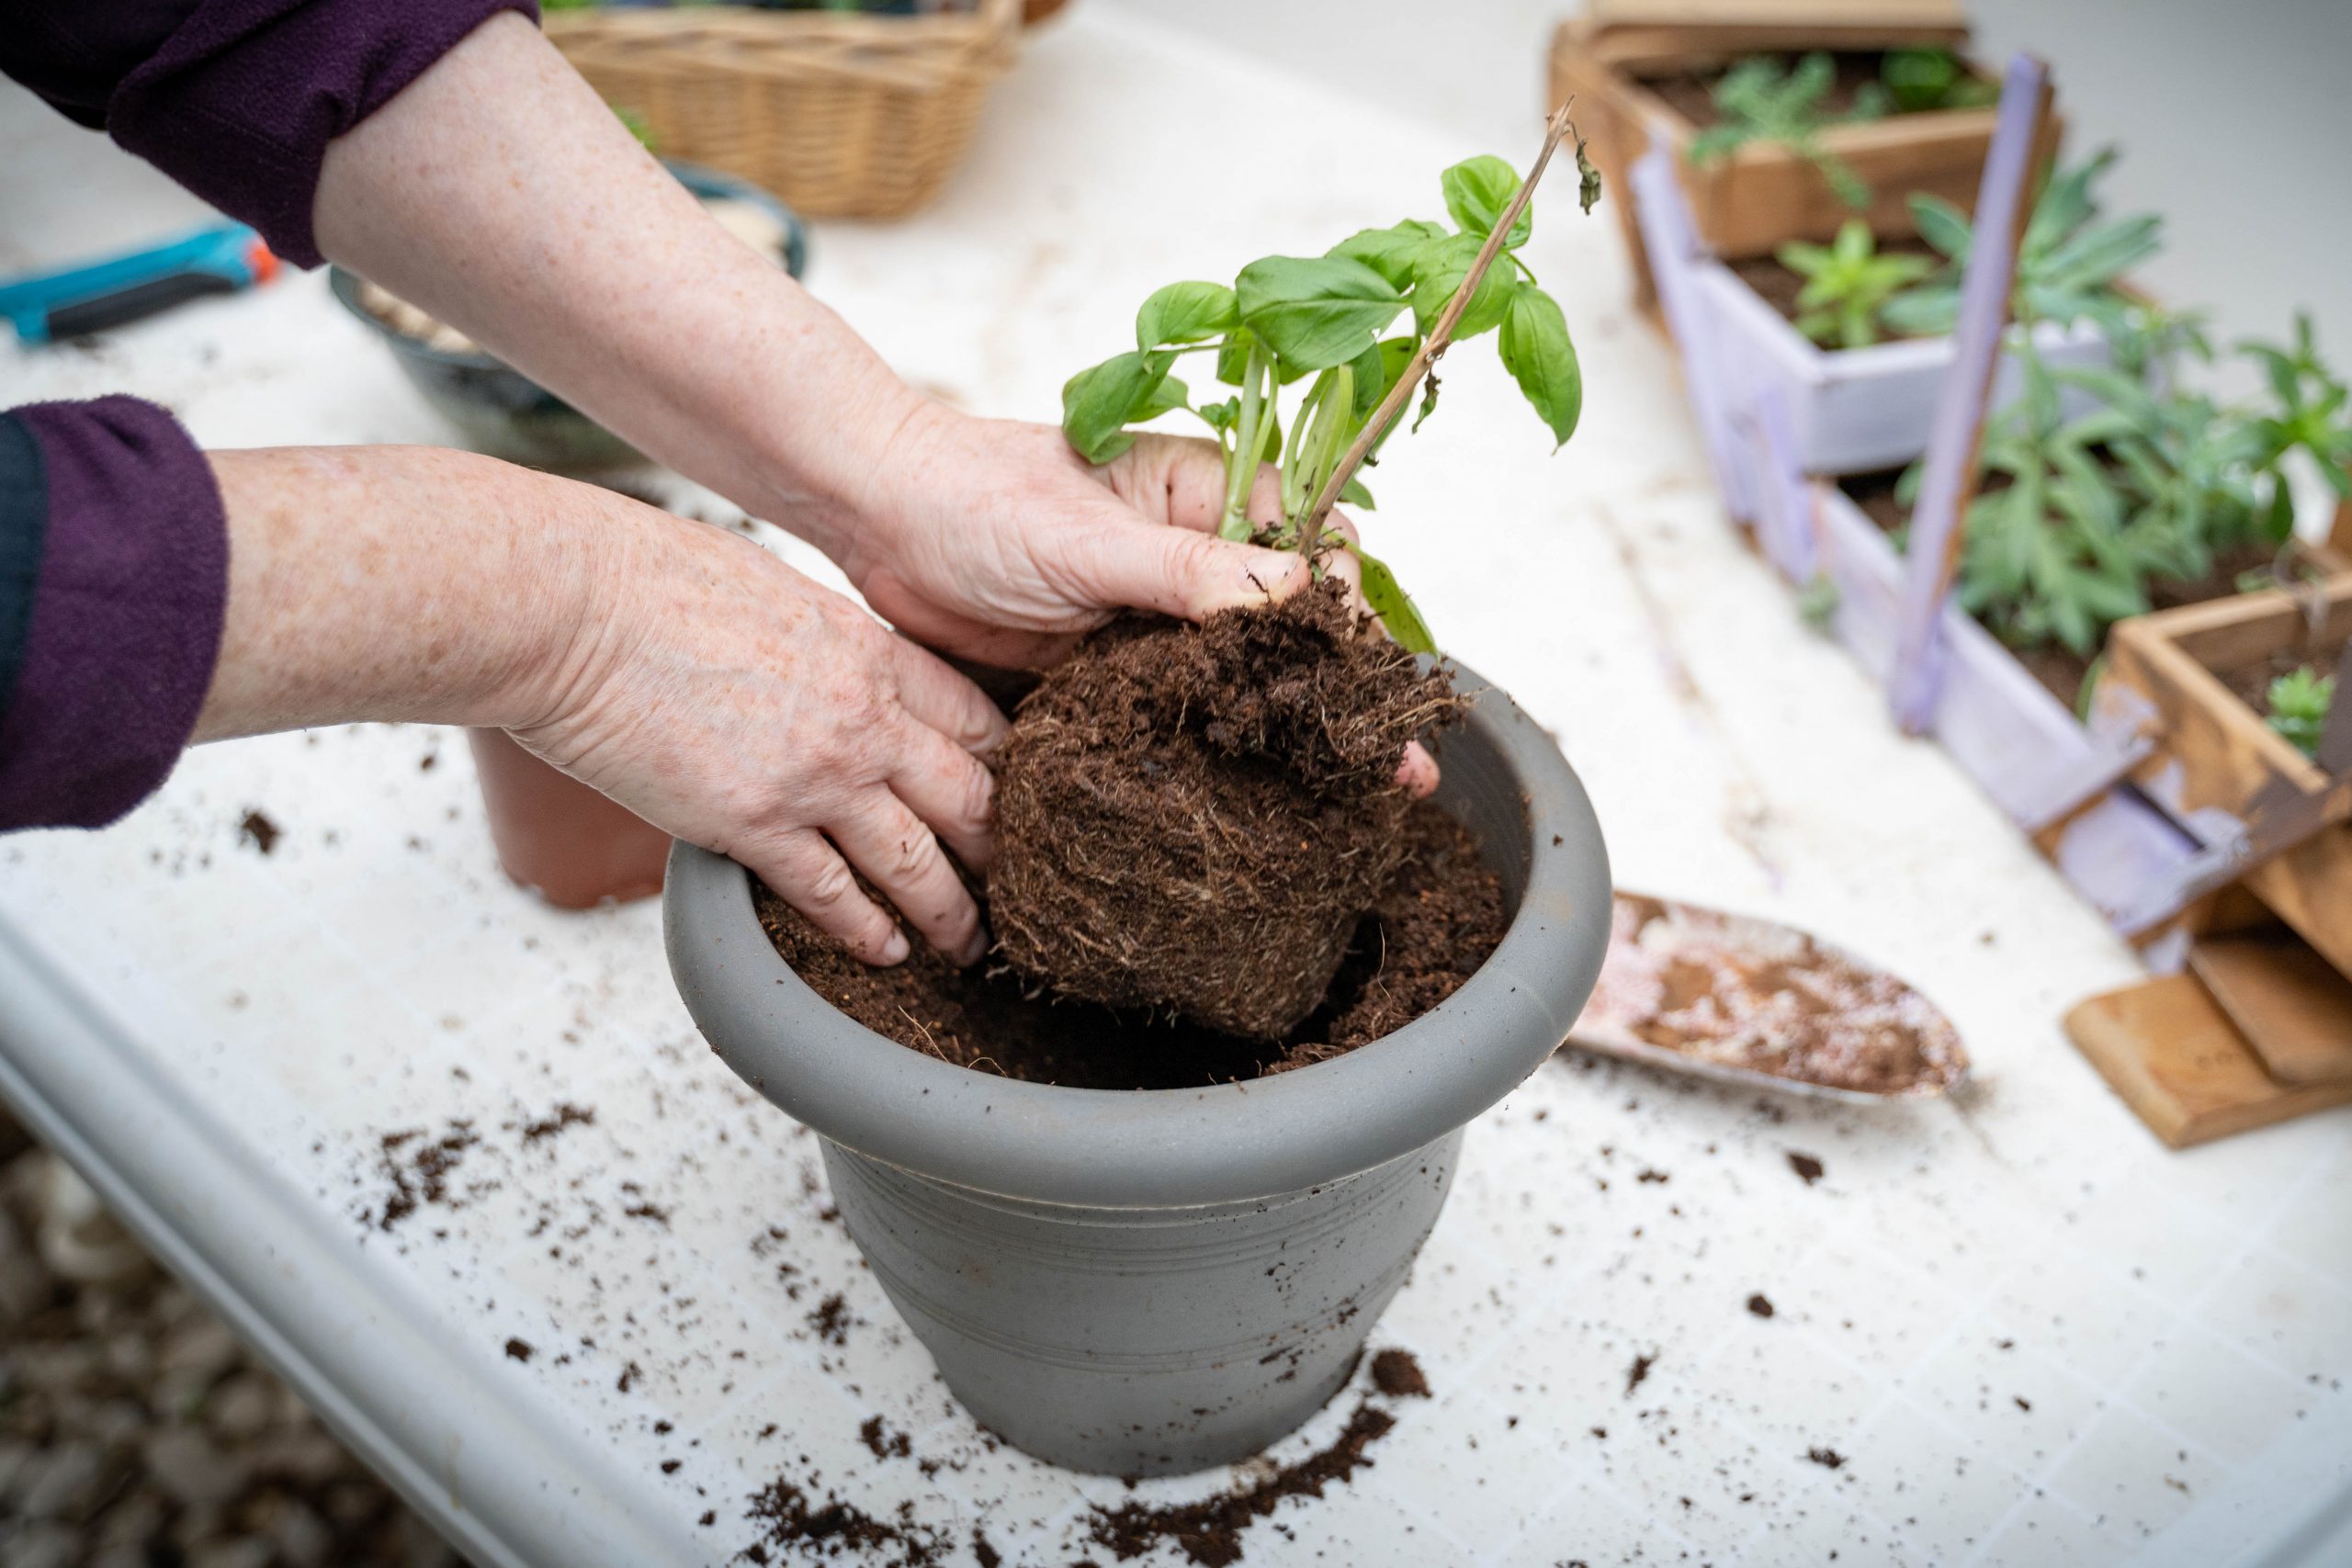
{"left": 0, "top": 1105, "right": 458, "bottom": 1566}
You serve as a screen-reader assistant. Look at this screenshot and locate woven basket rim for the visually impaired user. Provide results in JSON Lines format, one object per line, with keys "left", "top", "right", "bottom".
{"left": 545, "top": 0, "right": 1020, "bottom": 86}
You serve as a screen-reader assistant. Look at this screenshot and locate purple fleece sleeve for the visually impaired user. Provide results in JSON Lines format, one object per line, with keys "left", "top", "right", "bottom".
{"left": 3, "top": 0, "right": 537, "bottom": 268}
{"left": 0, "top": 399, "right": 229, "bottom": 831}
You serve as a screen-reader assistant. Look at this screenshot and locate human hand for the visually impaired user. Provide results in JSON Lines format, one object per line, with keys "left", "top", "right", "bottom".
{"left": 513, "top": 502, "right": 1006, "bottom": 966}
{"left": 819, "top": 404, "right": 1438, "bottom": 794}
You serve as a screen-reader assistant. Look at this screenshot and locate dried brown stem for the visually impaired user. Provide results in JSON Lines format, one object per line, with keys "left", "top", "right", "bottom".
{"left": 1301, "top": 100, "right": 1580, "bottom": 538}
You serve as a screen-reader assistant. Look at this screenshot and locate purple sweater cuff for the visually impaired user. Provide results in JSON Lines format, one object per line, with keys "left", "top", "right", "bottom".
{"left": 0, "top": 398, "right": 228, "bottom": 831}
{"left": 107, "top": 0, "right": 538, "bottom": 269}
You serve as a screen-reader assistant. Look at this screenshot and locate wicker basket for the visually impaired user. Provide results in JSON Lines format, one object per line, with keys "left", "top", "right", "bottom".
{"left": 546, "top": 0, "right": 1020, "bottom": 220}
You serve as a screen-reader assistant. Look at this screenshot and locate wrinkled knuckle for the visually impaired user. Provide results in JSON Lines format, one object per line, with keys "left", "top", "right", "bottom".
{"left": 882, "top": 824, "right": 936, "bottom": 882}
{"left": 802, "top": 854, "right": 860, "bottom": 910}
{"left": 956, "top": 757, "right": 998, "bottom": 830}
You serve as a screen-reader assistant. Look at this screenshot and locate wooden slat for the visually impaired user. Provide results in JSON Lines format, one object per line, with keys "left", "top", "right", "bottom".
{"left": 1586, "top": 0, "right": 1968, "bottom": 33}
{"left": 2190, "top": 932, "right": 2352, "bottom": 1085}
{"left": 2065, "top": 973, "right": 2352, "bottom": 1148}
{"left": 1889, "top": 55, "right": 2052, "bottom": 735}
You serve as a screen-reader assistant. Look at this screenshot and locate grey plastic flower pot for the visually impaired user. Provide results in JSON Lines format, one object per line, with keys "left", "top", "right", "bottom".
{"left": 662, "top": 665, "right": 1611, "bottom": 1475}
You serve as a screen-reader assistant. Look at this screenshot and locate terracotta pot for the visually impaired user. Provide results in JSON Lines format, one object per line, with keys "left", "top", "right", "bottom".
{"left": 466, "top": 728, "right": 669, "bottom": 909}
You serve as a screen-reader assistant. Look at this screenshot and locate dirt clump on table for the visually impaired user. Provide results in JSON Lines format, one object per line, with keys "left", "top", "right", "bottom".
{"left": 1368, "top": 1348, "right": 1430, "bottom": 1398}
{"left": 1085, "top": 1401, "right": 1398, "bottom": 1567}
{"left": 754, "top": 797, "right": 1506, "bottom": 1090}
{"left": 985, "top": 581, "right": 1456, "bottom": 1040}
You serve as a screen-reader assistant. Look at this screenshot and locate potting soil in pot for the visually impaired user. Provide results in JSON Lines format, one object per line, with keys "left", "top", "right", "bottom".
{"left": 753, "top": 795, "right": 1504, "bottom": 1089}
{"left": 984, "top": 580, "right": 1457, "bottom": 1040}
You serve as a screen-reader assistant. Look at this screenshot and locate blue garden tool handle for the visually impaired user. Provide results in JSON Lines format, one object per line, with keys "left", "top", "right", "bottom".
{"left": 0, "top": 223, "right": 277, "bottom": 345}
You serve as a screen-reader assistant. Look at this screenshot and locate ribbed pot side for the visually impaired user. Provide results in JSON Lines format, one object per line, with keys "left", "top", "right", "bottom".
{"left": 664, "top": 665, "right": 1611, "bottom": 1476}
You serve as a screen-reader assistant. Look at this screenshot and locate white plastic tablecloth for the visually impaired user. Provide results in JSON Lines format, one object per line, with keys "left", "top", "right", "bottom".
{"left": 3, "top": 13, "right": 2348, "bottom": 1566}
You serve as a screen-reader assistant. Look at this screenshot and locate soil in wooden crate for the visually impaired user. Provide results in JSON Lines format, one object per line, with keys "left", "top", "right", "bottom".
{"left": 1726, "top": 240, "right": 1943, "bottom": 342}
{"left": 987, "top": 581, "right": 1454, "bottom": 1040}
{"left": 1637, "top": 51, "right": 1984, "bottom": 129}
{"left": 755, "top": 797, "right": 1506, "bottom": 1090}
{"left": 1840, "top": 468, "right": 2309, "bottom": 711}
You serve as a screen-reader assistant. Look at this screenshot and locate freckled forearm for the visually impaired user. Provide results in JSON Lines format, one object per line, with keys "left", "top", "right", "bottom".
{"left": 192, "top": 446, "right": 621, "bottom": 742}
{"left": 311, "top": 11, "right": 918, "bottom": 558}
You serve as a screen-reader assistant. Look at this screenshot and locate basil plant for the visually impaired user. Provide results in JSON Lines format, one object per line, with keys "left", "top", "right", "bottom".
{"left": 1058, "top": 152, "right": 1589, "bottom": 654}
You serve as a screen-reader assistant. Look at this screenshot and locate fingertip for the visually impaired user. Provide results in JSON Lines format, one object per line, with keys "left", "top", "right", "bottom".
{"left": 1396, "top": 742, "right": 1441, "bottom": 799}
{"left": 1213, "top": 545, "right": 1310, "bottom": 614}
{"left": 877, "top": 927, "right": 912, "bottom": 966}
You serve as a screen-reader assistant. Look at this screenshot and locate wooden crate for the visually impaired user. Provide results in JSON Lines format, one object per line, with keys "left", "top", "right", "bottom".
{"left": 2097, "top": 579, "right": 2352, "bottom": 979}
{"left": 1687, "top": 248, "right": 2120, "bottom": 475}
{"left": 2066, "top": 971, "right": 2352, "bottom": 1148}
{"left": 1550, "top": 4, "right": 2057, "bottom": 304}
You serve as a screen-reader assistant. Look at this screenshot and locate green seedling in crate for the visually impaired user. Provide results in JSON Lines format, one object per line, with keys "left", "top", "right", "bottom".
{"left": 1776, "top": 220, "right": 1936, "bottom": 349}
{"left": 2267, "top": 667, "right": 2336, "bottom": 757}
{"left": 1687, "top": 53, "right": 1889, "bottom": 210}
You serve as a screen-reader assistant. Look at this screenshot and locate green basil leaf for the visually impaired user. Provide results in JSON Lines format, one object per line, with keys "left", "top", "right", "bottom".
{"left": 1060, "top": 349, "right": 1177, "bottom": 465}
{"left": 1137, "top": 370, "right": 1190, "bottom": 422}
{"left": 1499, "top": 288, "right": 1582, "bottom": 448}
{"left": 1354, "top": 546, "right": 1437, "bottom": 655}
{"left": 1193, "top": 396, "right": 1238, "bottom": 434}
{"left": 1136, "top": 282, "right": 1238, "bottom": 350}
{"left": 1340, "top": 476, "right": 1375, "bottom": 511}
{"left": 1348, "top": 337, "right": 1387, "bottom": 419}
{"left": 1440, "top": 154, "right": 1531, "bottom": 248}
{"left": 1236, "top": 255, "right": 1408, "bottom": 373}
{"left": 1328, "top": 220, "right": 1447, "bottom": 289}
{"left": 1411, "top": 233, "right": 1514, "bottom": 338}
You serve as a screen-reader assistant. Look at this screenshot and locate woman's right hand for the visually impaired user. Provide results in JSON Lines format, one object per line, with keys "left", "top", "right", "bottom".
{"left": 507, "top": 498, "right": 1006, "bottom": 968}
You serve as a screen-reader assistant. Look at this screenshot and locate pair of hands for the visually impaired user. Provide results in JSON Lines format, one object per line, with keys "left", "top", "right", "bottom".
{"left": 516, "top": 409, "right": 1428, "bottom": 967}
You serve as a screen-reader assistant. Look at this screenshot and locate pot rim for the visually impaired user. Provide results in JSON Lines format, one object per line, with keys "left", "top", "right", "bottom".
{"left": 663, "top": 661, "right": 1611, "bottom": 1210}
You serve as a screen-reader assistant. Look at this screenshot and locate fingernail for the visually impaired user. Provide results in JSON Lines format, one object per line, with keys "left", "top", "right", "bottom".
{"left": 956, "top": 928, "right": 991, "bottom": 967}
{"left": 1220, "top": 552, "right": 1304, "bottom": 609}
{"left": 878, "top": 929, "right": 911, "bottom": 965}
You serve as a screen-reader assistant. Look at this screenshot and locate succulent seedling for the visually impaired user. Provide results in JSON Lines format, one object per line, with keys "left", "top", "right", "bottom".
{"left": 2267, "top": 666, "right": 2336, "bottom": 757}
{"left": 1775, "top": 220, "right": 1936, "bottom": 349}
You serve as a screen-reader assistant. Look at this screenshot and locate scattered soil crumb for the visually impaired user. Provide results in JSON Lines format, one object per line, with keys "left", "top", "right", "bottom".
{"left": 1625, "top": 1352, "right": 1657, "bottom": 1397}
{"left": 1635, "top": 1168, "right": 1669, "bottom": 1184}
{"left": 1086, "top": 1402, "right": 1397, "bottom": 1567}
{"left": 618, "top": 1361, "right": 642, "bottom": 1393}
{"left": 239, "top": 809, "right": 280, "bottom": 854}
{"left": 2014, "top": 1395, "right": 2032, "bottom": 1412}
{"left": 521, "top": 1102, "right": 596, "bottom": 1144}
{"left": 808, "top": 1293, "right": 854, "bottom": 1347}
{"left": 738, "top": 1476, "right": 948, "bottom": 1567}
{"left": 1369, "top": 1348, "right": 1430, "bottom": 1399}
{"left": 369, "top": 1121, "right": 483, "bottom": 1230}
{"left": 1805, "top": 1447, "right": 1847, "bottom": 1470}
{"left": 860, "top": 1416, "right": 912, "bottom": 1461}
{"left": 504, "top": 1337, "right": 534, "bottom": 1362}
{"left": 1788, "top": 1152, "right": 1826, "bottom": 1186}
{"left": 1747, "top": 1294, "right": 1776, "bottom": 1319}
{"left": 971, "top": 1529, "right": 1002, "bottom": 1568}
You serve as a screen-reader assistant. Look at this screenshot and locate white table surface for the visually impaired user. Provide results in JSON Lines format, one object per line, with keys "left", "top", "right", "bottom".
{"left": 4, "top": 12, "right": 2349, "bottom": 1567}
